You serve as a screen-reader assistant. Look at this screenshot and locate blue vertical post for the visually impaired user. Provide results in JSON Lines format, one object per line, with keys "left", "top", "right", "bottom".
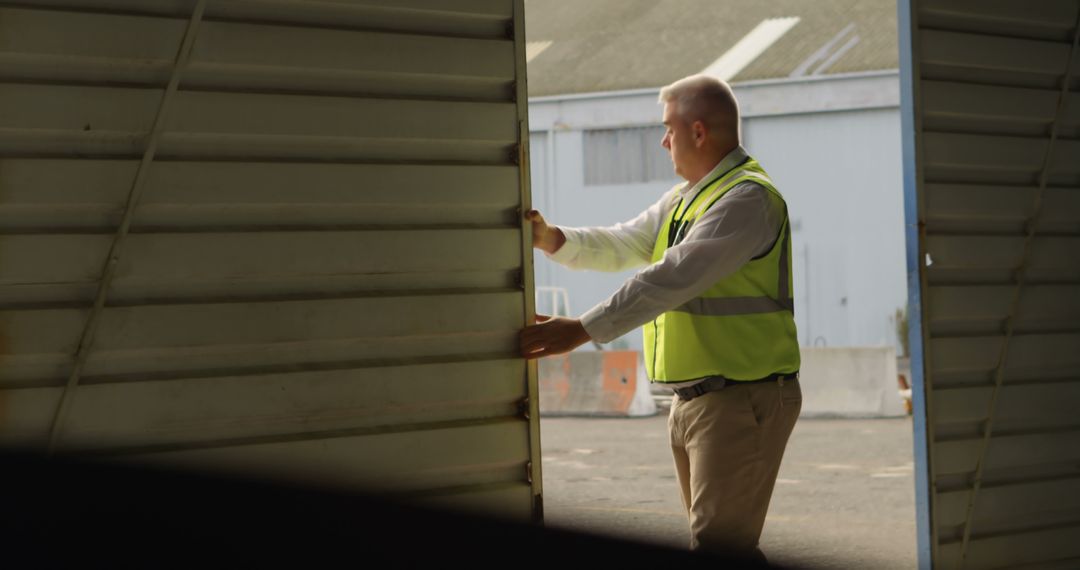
{"left": 898, "top": 0, "right": 933, "bottom": 567}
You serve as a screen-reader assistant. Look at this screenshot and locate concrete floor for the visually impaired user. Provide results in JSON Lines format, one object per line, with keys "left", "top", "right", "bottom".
{"left": 539, "top": 414, "right": 917, "bottom": 570}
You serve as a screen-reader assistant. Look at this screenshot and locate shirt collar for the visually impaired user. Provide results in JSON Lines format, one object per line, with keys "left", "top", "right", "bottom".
{"left": 677, "top": 145, "right": 750, "bottom": 198}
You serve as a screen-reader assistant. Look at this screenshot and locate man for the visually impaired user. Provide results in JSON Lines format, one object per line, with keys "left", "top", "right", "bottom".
{"left": 519, "top": 74, "right": 802, "bottom": 561}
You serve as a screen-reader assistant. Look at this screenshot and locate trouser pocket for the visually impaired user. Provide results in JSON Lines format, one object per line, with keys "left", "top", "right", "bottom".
{"left": 779, "top": 379, "right": 802, "bottom": 406}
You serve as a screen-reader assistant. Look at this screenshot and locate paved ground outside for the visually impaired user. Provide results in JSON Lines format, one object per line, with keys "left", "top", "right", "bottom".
{"left": 539, "top": 414, "right": 917, "bottom": 569}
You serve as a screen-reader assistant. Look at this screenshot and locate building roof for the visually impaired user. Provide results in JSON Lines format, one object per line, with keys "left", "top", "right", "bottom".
{"left": 523, "top": 0, "right": 899, "bottom": 97}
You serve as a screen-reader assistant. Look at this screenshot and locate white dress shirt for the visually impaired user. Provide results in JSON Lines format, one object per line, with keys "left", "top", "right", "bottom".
{"left": 547, "top": 146, "right": 785, "bottom": 346}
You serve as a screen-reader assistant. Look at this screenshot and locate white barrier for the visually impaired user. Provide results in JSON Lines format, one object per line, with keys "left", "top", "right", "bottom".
{"left": 798, "top": 347, "right": 906, "bottom": 417}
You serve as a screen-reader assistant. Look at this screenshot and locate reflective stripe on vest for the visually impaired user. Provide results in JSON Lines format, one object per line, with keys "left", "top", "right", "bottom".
{"left": 672, "top": 222, "right": 793, "bottom": 316}
{"left": 643, "top": 157, "right": 800, "bottom": 383}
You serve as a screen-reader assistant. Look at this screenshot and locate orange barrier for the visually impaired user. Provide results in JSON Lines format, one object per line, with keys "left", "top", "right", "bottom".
{"left": 538, "top": 350, "right": 654, "bottom": 416}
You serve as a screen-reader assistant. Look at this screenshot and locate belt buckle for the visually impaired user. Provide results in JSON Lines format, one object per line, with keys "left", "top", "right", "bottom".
{"left": 693, "top": 377, "right": 723, "bottom": 399}
{"left": 691, "top": 382, "right": 707, "bottom": 398}
{"left": 675, "top": 383, "right": 704, "bottom": 401}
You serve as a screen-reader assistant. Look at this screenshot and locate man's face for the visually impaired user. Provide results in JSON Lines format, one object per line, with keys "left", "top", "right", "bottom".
{"left": 661, "top": 101, "right": 696, "bottom": 181}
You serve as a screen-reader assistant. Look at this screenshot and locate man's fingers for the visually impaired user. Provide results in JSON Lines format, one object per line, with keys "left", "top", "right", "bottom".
{"left": 519, "top": 327, "right": 560, "bottom": 356}
{"left": 520, "top": 324, "right": 545, "bottom": 343}
{"left": 520, "top": 336, "right": 548, "bottom": 354}
{"left": 518, "top": 327, "right": 545, "bottom": 350}
{"left": 520, "top": 343, "right": 547, "bottom": 358}
{"left": 520, "top": 337, "right": 569, "bottom": 357}
{"left": 520, "top": 317, "right": 582, "bottom": 358}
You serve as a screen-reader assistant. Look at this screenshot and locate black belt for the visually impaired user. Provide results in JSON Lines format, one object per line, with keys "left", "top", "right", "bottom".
{"left": 669, "top": 372, "right": 799, "bottom": 402}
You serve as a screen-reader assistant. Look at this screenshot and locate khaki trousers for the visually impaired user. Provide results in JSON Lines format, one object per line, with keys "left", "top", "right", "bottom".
{"left": 668, "top": 378, "right": 802, "bottom": 557}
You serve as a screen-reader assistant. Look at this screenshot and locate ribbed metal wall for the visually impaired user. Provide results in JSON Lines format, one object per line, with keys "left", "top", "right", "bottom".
{"left": 901, "top": 0, "right": 1080, "bottom": 567}
{"left": 0, "top": 0, "right": 542, "bottom": 520}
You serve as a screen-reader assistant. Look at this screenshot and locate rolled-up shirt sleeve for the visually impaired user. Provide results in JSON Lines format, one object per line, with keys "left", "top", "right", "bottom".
{"left": 577, "top": 183, "right": 784, "bottom": 343}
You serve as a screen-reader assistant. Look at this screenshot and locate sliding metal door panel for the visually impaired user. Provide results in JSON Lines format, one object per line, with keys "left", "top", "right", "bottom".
{"left": 0, "top": 0, "right": 541, "bottom": 520}
{"left": 901, "top": 0, "right": 1080, "bottom": 566}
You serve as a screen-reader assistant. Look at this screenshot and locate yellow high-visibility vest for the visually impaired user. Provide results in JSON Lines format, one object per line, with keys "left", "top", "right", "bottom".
{"left": 644, "top": 157, "right": 800, "bottom": 382}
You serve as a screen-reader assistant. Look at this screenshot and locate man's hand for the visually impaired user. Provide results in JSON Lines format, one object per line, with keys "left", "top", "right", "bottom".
{"left": 525, "top": 210, "right": 566, "bottom": 254}
{"left": 520, "top": 314, "right": 592, "bottom": 359}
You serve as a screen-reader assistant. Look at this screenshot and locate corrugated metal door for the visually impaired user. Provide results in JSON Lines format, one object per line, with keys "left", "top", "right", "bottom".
{"left": 900, "top": 0, "right": 1080, "bottom": 567}
{"left": 0, "top": 0, "right": 542, "bottom": 520}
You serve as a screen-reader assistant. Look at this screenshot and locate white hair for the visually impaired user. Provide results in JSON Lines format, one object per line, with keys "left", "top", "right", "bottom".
{"left": 658, "top": 74, "right": 741, "bottom": 142}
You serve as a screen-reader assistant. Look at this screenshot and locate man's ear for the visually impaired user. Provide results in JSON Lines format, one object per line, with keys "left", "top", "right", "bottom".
{"left": 692, "top": 120, "right": 708, "bottom": 147}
